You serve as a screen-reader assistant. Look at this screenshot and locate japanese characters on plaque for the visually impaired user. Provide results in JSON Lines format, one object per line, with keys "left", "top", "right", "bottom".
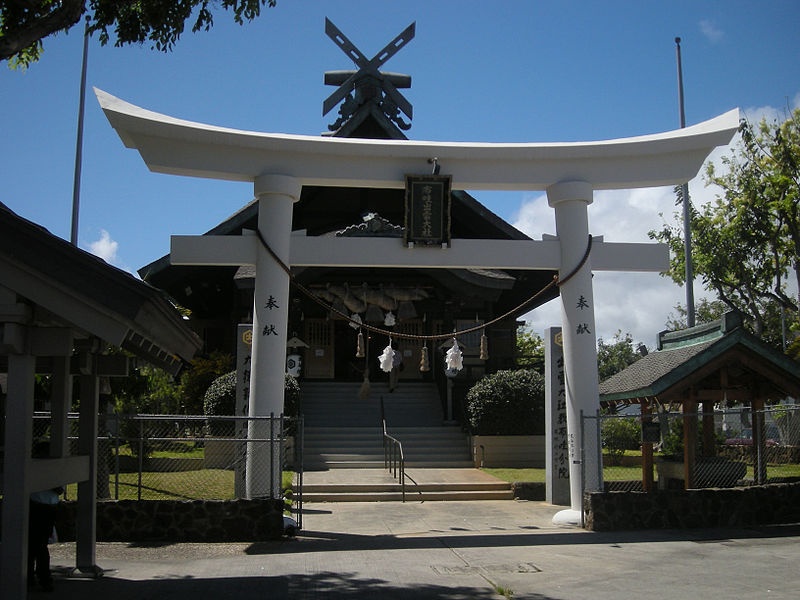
{"left": 404, "top": 174, "right": 452, "bottom": 247}
{"left": 235, "top": 324, "right": 253, "bottom": 497}
{"left": 545, "top": 327, "right": 570, "bottom": 505}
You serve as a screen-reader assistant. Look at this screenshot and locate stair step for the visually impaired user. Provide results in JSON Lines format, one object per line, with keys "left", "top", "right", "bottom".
{"left": 299, "top": 381, "right": 468, "bottom": 470}
{"left": 302, "top": 489, "right": 515, "bottom": 502}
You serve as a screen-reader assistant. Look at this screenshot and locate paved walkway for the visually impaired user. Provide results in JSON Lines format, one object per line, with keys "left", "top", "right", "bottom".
{"left": 42, "top": 498, "right": 800, "bottom": 599}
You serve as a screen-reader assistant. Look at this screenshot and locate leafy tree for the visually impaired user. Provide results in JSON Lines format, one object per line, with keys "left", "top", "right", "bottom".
{"left": 111, "top": 363, "right": 182, "bottom": 415}
{"left": 596, "top": 331, "right": 643, "bottom": 382}
{"left": 600, "top": 417, "right": 640, "bottom": 466}
{"left": 179, "top": 351, "right": 234, "bottom": 414}
{"left": 2, "top": 0, "right": 277, "bottom": 69}
{"left": 650, "top": 109, "right": 800, "bottom": 346}
{"left": 516, "top": 323, "right": 544, "bottom": 372}
{"left": 772, "top": 403, "right": 800, "bottom": 446}
{"left": 664, "top": 298, "right": 727, "bottom": 331}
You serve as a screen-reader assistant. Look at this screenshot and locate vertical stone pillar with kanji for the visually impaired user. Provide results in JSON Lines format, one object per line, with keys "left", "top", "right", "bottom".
{"left": 547, "top": 181, "right": 603, "bottom": 524}
{"left": 246, "top": 174, "right": 301, "bottom": 499}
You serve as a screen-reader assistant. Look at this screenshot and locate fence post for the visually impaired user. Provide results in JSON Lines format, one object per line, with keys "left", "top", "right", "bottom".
{"left": 137, "top": 417, "right": 143, "bottom": 501}
{"left": 114, "top": 415, "right": 120, "bottom": 500}
{"left": 595, "top": 409, "right": 603, "bottom": 490}
{"left": 754, "top": 404, "right": 766, "bottom": 484}
{"left": 269, "top": 412, "right": 275, "bottom": 499}
{"left": 580, "top": 410, "right": 585, "bottom": 528}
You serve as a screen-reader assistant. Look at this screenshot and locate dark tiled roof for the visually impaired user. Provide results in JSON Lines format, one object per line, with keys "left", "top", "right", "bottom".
{"left": 599, "top": 315, "right": 800, "bottom": 403}
{"left": 599, "top": 339, "right": 715, "bottom": 400}
{"left": 0, "top": 202, "right": 200, "bottom": 373}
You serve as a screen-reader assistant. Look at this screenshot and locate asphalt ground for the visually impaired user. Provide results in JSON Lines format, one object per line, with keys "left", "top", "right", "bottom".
{"left": 39, "top": 499, "right": 800, "bottom": 599}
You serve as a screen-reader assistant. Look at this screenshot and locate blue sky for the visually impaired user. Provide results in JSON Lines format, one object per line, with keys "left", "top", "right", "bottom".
{"left": 2, "top": 1, "right": 799, "bottom": 346}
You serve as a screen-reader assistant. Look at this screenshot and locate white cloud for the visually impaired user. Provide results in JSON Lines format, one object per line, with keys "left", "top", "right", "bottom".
{"left": 742, "top": 93, "right": 800, "bottom": 126}
{"left": 88, "top": 229, "right": 119, "bottom": 264}
{"left": 699, "top": 19, "right": 724, "bottom": 43}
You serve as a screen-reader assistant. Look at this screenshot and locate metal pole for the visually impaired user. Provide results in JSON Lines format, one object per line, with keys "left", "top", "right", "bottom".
{"left": 676, "top": 37, "right": 696, "bottom": 327}
{"left": 137, "top": 419, "right": 143, "bottom": 501}
{"left": 580, "top": 410, "right": 585, "bottom": 528}
{"left": 71, "top": 17, "right": 90, "bottom": 245}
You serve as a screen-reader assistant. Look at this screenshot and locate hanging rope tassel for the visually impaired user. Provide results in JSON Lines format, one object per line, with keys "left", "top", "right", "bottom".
{"left": 356, "top": 330, "right": 365, "bottom": 358}
{"left": 420, "top": 344, "right": 430, "bottom": 372}
{"left": 479, "top": 331, "right": 489, "bottom": 360}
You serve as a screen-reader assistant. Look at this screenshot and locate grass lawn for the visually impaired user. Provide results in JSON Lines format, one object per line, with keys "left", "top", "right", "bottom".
{"left": 482, "top": 468, "right": 545, "bottom": 483}
{"left": 483, "top": 466, "right": 644, "bottom": 483}
{"left": 66, "top": 469, "right": 297, "bottom": 501}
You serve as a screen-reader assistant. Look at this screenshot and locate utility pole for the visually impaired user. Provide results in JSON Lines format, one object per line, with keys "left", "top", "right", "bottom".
{"left": 676, "top": 37, "right": 695, "bottom": 327}
{"left": 70, "top": 17, "right": 90, "bottom": 246}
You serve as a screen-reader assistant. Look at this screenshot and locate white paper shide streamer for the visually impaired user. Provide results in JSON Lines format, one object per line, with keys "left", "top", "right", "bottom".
{"left": 378, "top": 344, "right": 395, "bottom": 372}
{"left": 445, "top": 339, "right": 463, "bottom": 372}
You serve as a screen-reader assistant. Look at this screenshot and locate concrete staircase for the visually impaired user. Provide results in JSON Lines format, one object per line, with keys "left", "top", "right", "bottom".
{"left": 300, "top": 381, "right": 473, "bottom": 469}
{"left": 297, "top": 381, "right": 513, "bottom": 501}
{"left": 299, "top": 469, "right": 515, "bottom": 502}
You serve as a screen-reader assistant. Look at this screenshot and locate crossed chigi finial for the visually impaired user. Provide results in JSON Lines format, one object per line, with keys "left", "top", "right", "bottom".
{"left": 323, "top": 18, "right": 415, "bottom": 131}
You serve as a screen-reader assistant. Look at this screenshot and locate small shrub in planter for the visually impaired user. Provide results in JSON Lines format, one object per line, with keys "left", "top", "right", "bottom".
{"left": 466, "top": 369, "right": 545, "bottom": 435}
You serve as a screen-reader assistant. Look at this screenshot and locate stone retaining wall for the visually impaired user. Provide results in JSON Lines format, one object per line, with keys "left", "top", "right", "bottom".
{"left": 510, "top": 481, "right": 546, "bottom": 501}
{"left": 52, "top": 499, "right": 285, "bottom": 542}
{"left": 584, "top": 482, "right": 800, "bottom": 531}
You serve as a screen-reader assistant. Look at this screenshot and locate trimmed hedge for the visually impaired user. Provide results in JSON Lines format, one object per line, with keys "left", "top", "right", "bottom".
{"left": 466, "top": 369, "right": 545, "bottom": 435}
{"left": 203, "top": 371, "right": 301, "bottom": 418}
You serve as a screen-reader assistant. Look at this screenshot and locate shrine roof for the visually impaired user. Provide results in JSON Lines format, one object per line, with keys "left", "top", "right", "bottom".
{"left": 0, "top": 202, "right": 200, "bottom": 374}
{"left": 599, "top": 313, "right": 800, "bottom": 404}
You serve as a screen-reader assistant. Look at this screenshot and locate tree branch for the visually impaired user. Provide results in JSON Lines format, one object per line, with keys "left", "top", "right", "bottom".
{"left": 0, "top": 0, "right": 85, "bottom": 62}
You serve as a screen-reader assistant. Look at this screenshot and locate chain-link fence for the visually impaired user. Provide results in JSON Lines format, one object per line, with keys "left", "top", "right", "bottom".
{"left": 32, "top": 413, "right": 303, "bottom": 504}
{"left": 585, "top": 404, "right": 800, "bottom": 492}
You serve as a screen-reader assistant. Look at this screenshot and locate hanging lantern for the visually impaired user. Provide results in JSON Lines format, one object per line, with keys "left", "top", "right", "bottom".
{"left": 445, "top": 338, "right": 463, "bottom": 373}
{"left": 383, "top": 311, "right": 396, "bottom": 327}
{"left": 419, "top": 344, "right": 430, "bottom": 372}
{"left": 479, "top": 331, "right": 489, "bottom": 360}
{"left": 356, "top": 330, "right": 365, "bottom": 358}
{"left": 378, "top": 342, "right": 394, "bottom": 373}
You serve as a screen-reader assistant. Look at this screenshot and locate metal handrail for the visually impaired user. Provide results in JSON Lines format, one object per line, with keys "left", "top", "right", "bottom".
{"left": 380, "top": 396, "right": 406, "bottom": 502}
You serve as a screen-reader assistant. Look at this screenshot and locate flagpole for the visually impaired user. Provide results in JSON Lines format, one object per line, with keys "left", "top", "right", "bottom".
{"left": 71, "top": 17, "right": 90, "bottom": 246}
{"left": 675, "top": 37, "right": 695, "bottom": 327}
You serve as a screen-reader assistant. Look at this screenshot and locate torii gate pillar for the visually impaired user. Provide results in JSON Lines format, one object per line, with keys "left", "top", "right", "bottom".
{"left": 548, "top": 181, "right": 602, "bottom": 525}
{"left": 246, "top": 174, "right": 301, "bottom": 498}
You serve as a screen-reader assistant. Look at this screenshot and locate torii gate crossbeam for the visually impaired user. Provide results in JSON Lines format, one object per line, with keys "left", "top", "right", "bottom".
{"left": 98, "top": 89, "right": 738, "bottom": 523}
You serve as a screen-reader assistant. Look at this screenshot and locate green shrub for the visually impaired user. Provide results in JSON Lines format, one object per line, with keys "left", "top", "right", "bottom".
{"left": 203, "top": 371, "right": 301, "bottom": 418}
{"left": 203, "top": 371, "right": 237, "bottom": 416}
{"left": 284, "top": 374, "right": 300, "bottom": 417}
{"left": 466, "top": 369, "right": 545, "bottom": 435}
{"left": 601, "top": 417, "right": 640, "bottom": 465}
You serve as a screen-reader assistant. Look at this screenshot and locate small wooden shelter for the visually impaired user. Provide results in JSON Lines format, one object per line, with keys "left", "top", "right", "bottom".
{"left": 0, "top": 202, "right": 201, "bottom": 595}
{"left": 599, "top": 312, "right": 800, "bottom": 491}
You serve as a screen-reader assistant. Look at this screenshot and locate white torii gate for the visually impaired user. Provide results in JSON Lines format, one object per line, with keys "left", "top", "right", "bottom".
{"left": 98, "top": 89, "right": 738, "bottom": 523}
